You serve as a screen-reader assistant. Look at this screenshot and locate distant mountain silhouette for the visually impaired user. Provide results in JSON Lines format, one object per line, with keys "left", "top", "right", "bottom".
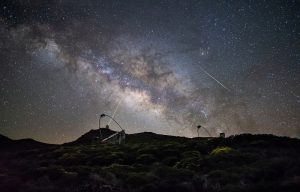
{"left": 3, "top": 130, "right": 300, "bottom": 148}
{"left": 126, "top": 131, "right": 189, "bottom": 143}
{"left": 0, "top": 134, "right": 53, "bottom": 150}
{"left": 0, "top": 134, "right": 13, "bottom": 145}
{"left": 67, "top": 128, "right": 190, "bottom": 145}
{"left": 1, "top": 129, "right": 190, "bottom": 147}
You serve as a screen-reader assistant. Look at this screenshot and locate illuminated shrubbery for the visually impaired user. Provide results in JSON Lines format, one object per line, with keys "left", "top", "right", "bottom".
{"left": 210, "top": 146, "right": 235, "bottom": 156}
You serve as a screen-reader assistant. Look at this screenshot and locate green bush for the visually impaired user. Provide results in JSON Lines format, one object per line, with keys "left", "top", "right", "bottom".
{"left": 66, "top": 165, "right": 93, "bottom": 178}
{"left": 154, "top": 166, "right": 194, "bottom": 181}
{"left": 162, "top": 156, "right": 179, "bottom": 166}
{"left": 61, "top": 171, "right": 78, "bottom": 183}
{"left": 57, "top": 152, "right": 87, "bottom": 165}
{"left": 137, "top": 154, "right": 157, "bottom": 165}
{"left": 182, "top": 150, "right": 202, "bottom": 158}
{"left": 88, "top": 155, "right": 112, "bottom": 166}
{"left": 185, "top": 140, "right": 210, "bottom": 154}
{"left": 210, "top": 146, "right": 235, "bottom": 156}
{"left": 103, "top": 163, "right": 136, "bottom": 178}
{"left": 125, "top": 172, "right": 157, "bottom": 187}
{"left": 157, "top": 149, "right": 180, "bottom": 159}
{"left": 123, "top": 152, "right": 137, "bottom": 165}
{"left": 207, "top": 169, "right": 241, "bottom": 185}
{"left": 175, "top": 151, "right": 202, "bottom": 170}
{"left": 137, "top": 145, "right": 158, "bottom": 156}
{"left": 139, "top": 183, "right": 159, "bottom": 192}
{"left": 36, "top": 166, "right": 65, "bottom": 180}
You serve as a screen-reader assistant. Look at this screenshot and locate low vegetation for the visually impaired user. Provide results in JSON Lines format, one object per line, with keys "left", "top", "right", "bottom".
{"left": 0, "top": 133, "right": 300, "bottom": 192}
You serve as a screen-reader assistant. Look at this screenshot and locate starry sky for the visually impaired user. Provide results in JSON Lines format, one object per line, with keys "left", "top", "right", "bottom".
{"left": 0, "top": 0, "right": 299, "bottom": 144}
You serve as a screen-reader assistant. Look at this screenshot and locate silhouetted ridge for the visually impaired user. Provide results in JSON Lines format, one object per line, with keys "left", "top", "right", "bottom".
{"left": 0, "top": 134, "right": 52, "bottom": 150}
{"left": 68, "top": 128, "right": 117, "bottom": 145}
{"left": 218, "top": 134, "right": 300, "bottom": 148}
{"left": 67, "top": 129, "right": 189, "bottom": 145}
{"left": 0, "top": 134, "right": 13, "bottom": 146}
{"left": 126, "top": 132, "right": 187, "bottom": 143}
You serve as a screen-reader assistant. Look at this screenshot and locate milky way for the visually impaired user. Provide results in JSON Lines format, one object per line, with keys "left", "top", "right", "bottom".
{"left": 0, "top": 0, "right": 299, "bottom": 143}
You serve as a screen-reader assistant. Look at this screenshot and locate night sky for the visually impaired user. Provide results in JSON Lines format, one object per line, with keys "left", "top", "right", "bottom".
{"left": 0, "top": 0, "right": 299, "bottom": 144}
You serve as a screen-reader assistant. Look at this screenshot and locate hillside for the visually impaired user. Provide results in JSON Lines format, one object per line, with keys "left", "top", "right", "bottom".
{"left": 0, "top": 130, "right": 300, "bottom": 192}
{"left": 0, "top": 134, "right": 13, "bottom": 145}
{"left": 68, "top": 128, "right": 191, "bottom": 145}
{"left": 0, "top": 135, "right": 53, "bottom": 150}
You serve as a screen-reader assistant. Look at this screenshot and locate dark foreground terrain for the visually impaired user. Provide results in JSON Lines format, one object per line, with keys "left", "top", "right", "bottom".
{"left": 0, "top": 129, "right": 300, "bottom": 192}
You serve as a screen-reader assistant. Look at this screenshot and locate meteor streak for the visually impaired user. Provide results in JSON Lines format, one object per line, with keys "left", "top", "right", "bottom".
{"left": 200, "top": 67, "right": 231, "bottom": 92}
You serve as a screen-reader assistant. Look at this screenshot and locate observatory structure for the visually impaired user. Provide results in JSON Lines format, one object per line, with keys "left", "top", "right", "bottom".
{"left": 99, "top": 114, "right": 126, "bottom": 144}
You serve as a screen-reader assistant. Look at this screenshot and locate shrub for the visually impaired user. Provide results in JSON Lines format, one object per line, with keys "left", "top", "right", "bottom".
{"left": 88, "top": 155, "right": 112, "bottom": 166}
{"left": 137, "top": 145, "right": 158, "bottom": 156}
{"left": 123, "top": 152, "right": 137, "bottom": 165}
{"left": 66, "top": 165, "right": 93, "bottom": 178}
{"left": 104, "top": 163, "right": 135, "bottom": 172}
{"left": 154, "top": 166, "right": 194, "bottom": 181}
{"left": 60, "top": 171, "right": 79, "bottom": 184}
{"left": 175, "top": 151, "right": 202, "bottom": 170}
{"left": 157, "top": 149, "right": 180, "bottom": 159}
{"left": 162, "top": 156, "right": 179, "bottom": 166}
{"left": 139, "top": 183, "right": 159, "bottom": 192}
{"left": 137, "top": 154, "right": 157, "bottom": 165}
{"left": 206, "top": 169, "right": 240, "bottom": 186}
{"left": 57, "top": 152, "right": 87, "bottom": 165}
{"left": 125, "top": 172, "right": 157, "bottom": 187}
{"left": 182, "top": 151, "right": 202, "bottom": 158}
{"left": 210, "top": 146, "right": 235, "bottom": 156}
{"left": 36, "top": 166, "right": 65, "bottom": 180}
{"left": 185, "top": 140, "right": 210, "bottom": 154}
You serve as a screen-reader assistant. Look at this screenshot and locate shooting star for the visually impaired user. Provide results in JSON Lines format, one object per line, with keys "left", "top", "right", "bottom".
{"left": 200, "top": 66, "right": 231, "bottom": 92}
{"left": 108, "top": 98, "right": 122, "bottom": 126}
